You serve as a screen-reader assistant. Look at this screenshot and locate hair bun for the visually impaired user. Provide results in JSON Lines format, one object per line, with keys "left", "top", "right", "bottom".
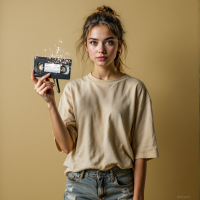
{"left": 95, "top": 5, "right": 118, "bottom": 16}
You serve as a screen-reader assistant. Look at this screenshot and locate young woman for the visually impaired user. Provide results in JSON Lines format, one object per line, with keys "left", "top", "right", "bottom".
{"left": 31, "top": 5, "right": 159, "bottom": 200}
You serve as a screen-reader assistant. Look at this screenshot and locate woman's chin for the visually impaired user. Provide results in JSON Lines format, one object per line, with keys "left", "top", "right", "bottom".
{"left": 95, "top": 61, "right": 111, "bottom": 68}
{"left": 96, "top": 64, "right": 109, "bottom": 68}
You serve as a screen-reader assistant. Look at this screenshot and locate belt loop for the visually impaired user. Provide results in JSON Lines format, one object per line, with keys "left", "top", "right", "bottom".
{"left": 110, "top": 169, "right": 115, "bottom": 182}
{"left": 80, "top": 170, "right": 85, "bottom": 179}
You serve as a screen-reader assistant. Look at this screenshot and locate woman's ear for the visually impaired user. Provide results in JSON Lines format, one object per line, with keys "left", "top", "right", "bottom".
{"left": 84, "top": 41, "right": 88, "bottom": 52}
{"left": 117, "top": 40, "right": 123, "bottom": 51}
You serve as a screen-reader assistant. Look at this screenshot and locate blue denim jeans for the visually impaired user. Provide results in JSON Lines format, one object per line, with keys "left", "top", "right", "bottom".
{"left": 64, "top": 165, "right": 134, "bottom": 200}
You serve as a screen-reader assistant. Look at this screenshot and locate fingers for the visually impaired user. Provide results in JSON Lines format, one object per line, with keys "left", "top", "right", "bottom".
{"left": 36, "top": 82, "right": 55, "bottom": 95}
{"left": 35, "top": 73, "right": 51, "bottom": 89}
{"left": 40, "top": 84, "right": 54, "bottom": 96}
{"left": 31, "top": 69, "right": 38, "bottom": 84}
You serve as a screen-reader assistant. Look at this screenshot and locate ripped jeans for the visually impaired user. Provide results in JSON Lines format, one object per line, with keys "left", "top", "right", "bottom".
{"left": 64, "top": 165, "right": 134, "bottom": 200}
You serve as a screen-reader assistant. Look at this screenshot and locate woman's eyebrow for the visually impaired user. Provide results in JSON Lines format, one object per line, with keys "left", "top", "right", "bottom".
{"left": 88, "top": 37, "right": 116, "bottom": 40}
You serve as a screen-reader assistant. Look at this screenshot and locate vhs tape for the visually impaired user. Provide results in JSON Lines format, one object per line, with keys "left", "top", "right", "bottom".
{"left": 34, "top": 56, "right": 72, "bottom": 79}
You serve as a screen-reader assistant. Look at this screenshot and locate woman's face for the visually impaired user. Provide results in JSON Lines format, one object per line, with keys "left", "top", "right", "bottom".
{"left": 85, "top": 25, "right": 122, "bottom": 69}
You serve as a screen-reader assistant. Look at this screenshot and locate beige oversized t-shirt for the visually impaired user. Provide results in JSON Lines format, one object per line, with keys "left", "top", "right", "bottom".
{"left": 52, "top": 72, "right": 159, "bottom": 177}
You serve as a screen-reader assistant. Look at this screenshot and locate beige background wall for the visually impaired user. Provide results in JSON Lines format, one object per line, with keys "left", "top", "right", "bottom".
{"left": 0, "top": 0, "right": 198, "bottom": 199}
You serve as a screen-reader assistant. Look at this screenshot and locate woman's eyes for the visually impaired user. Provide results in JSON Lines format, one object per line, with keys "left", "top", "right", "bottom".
{"left": 106, "top": 41, "right": 114, "bottom": 45}
{"left": 90, "top": 41, "right": 114, "bottom": 45}
{"left": 90, "top": 41, "right": 97, "bottom": 45}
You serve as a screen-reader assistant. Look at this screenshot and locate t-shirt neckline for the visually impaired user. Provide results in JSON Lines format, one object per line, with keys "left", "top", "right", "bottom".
{"left": 87, "top": 72, "right": 128, "bottom": 84}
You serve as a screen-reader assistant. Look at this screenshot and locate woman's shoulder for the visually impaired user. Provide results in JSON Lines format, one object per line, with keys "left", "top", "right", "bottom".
{"left": 126, "top": 74, "right": 151, "bottom": 103}
{"left": 126, "top": 74, "right": 147, "bottom": 90}
{"left": 62, "top": 75, "right": 87, "bottom": 92}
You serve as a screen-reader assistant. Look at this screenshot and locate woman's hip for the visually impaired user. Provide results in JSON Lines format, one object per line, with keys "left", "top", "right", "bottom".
{"left": 64, "top": 165, "right": 134, "bottom": 200}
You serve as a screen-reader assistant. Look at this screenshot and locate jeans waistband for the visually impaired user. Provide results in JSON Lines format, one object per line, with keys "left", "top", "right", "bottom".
{"left": 84, "top": 165, "right": 132, "bottom": 175}
{"left": 77, "top": 166, "right": 133, "bottom": 182}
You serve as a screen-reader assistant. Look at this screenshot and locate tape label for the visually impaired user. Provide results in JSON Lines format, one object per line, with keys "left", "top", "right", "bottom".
{"left": 44, "top": 63, "right": 61, "bottom": 73}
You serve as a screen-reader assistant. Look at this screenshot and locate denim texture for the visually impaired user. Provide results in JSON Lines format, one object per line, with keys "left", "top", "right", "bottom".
{"left": 64, "top": 165, "right": 134, "bottom": 200}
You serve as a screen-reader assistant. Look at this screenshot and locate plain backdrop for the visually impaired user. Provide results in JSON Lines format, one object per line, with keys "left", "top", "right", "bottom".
{"left": 0, "top": 0, "right": 198, "bottom": 200}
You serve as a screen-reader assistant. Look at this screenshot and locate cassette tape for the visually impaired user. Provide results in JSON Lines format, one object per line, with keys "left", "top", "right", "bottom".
{"left": 34, "top": 56, "right": 72, "bottom": 79}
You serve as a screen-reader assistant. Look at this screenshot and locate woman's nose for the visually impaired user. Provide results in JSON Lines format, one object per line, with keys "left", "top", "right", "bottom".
{"left": 98, "top": 43, "right": 106, "bottom": 53}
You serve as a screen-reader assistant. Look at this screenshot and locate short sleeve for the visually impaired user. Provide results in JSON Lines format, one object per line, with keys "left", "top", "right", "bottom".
{"left": 52, "top": 83, "right": 78, "bottom": 152}
{"left": 132, "top": 83, "right": 159, "bottom": 161}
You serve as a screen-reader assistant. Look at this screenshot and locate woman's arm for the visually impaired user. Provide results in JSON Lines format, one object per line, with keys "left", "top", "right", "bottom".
{"left": 133, "top": 158, "right": 147, "bottom": 200}
{"left": 48, "top": 100, "right": 74, "bottom": 154}
{"left": 31, "top": 70, "right": 74, "bottom": 154}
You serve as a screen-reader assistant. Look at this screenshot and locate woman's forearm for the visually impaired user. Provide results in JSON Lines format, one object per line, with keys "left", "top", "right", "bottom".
{"left": 47, "top": 100, "right": 74, "bottom": 154}
{"left": 133, "top": 158, "right": 147, "bottom": 200}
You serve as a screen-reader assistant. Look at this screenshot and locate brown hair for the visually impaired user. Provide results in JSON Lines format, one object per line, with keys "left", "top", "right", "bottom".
{"left": 75, "top": 5, "right": 130, "bottom": 76}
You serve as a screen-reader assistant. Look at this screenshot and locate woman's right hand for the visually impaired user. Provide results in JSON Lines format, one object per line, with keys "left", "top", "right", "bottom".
{"left": 31, "top": 69, "right": 55, "bottom": 104}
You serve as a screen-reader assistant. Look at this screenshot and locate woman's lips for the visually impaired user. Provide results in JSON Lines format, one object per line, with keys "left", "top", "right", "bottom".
{"left": 97, "top": 57, "right": 107, "bottom": 61}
